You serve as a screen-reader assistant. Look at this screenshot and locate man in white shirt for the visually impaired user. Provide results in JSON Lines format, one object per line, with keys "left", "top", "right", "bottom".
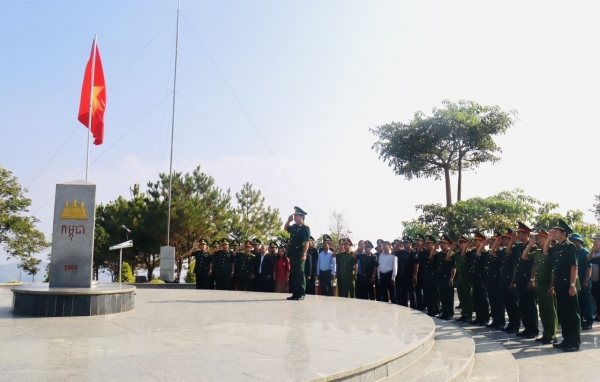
{"left": 378, "top": 241, "right": 398, "bottom": 303}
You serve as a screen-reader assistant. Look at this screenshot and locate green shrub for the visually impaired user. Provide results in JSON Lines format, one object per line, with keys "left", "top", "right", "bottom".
{"left": 149, "top": 279, "right": 165, "bottom": 284}
{"left": 184, "top": 260, "right": 196, "bottom": 283}
{"left": 7, "top": 280, "right": 20, "bottom": 284}
{"left": 120, "top": 262, "right": 135, "bottom": 283}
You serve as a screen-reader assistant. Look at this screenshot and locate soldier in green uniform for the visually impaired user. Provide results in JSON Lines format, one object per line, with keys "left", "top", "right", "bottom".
{"left": 230, "top": 239, "right": 241, "bottom": 290}
{"left": 511, "top": 222, "right": 539, "bottom": 338}
{"left": 424, "top": 235, "right": 440, "bottom": 317}
{"left": 469, "top": 232, "right": 489, "bottom": 325}
{"left": 500, "top": 228, "right": 520, "bottom": 333}
{"left": 252, "top": 238, "right": 262, "bottom": 254}
{"left": 236, "top": 241, "right": 255, "bottom": 291}
{"left": 544, "top": 219, "right": 581, "bottom": 352}
{"left": 284, "top": 207, "right": 310, "bottom": 301}
{"left": 186, "top": 238, "right": 213, "bottom": 289}
{"left": 337, "top": 239, "right": 358, "bottom": 298}
{"left": 306, "top": 237, "right": 319, "bottom": 295}
{"left": 485, "top": 232, "right": 505, "bottom": 330}
{"left": 456, "top": 235, "right": 473, "bottom": 323}
{"left": 437, "top": 235, "right": 456, "bottom": 320}
{"left": 213, "top": 239, "right": 235, "bottom": 290}
{"left": 414, "top": 234, "right": 427, "bottom": 311}
{"left": 523, "top": 229, "right": 557, "bottom": 344}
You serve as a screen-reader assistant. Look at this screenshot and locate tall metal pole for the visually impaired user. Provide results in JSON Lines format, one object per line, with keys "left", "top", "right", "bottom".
{"left": 85, "top": 35, "right": 97, "bottom": 182}
{"left": 167, "top": 1, "right": 181, "bottom": 246}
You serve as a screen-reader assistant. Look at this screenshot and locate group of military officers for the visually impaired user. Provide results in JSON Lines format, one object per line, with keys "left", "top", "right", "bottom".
{"left": 187, "top": 205, "right": 595, "bottom": 353}
{"left": 186, "top": 207, "right": 316, "bottom": 300}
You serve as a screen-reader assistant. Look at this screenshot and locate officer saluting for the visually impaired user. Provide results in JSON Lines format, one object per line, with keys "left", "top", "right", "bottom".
{"left": 284, "top": 206, "right": 311, "bottom": 301}
{"left": 186, "top": 238, "right": 213, "bottom": 289}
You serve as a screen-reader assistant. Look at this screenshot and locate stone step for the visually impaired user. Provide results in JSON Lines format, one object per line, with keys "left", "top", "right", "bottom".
{"left": 466, "top": 332, "right": 519, "bottom": 382}
{"left": 377, "top": 319, "right": 475, "bottom": 382}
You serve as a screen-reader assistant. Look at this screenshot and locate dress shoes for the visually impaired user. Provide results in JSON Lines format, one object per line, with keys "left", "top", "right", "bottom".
{"left": 526, "top": 333, "right": 537, "bottom": 339}
{"left": 553, "top": 341, "right": 566, "bottom": 348}
{"left": 297, "top": 296, "right": 305, "bottom": 301}
{"left": 495, "top": 325, "right": 505, "bottom": 331}
{"left": 516, "top": 330, "right": 527, "bottom": 337}
{"left": 455, "top": 316, "right": 466, "bottom": 322}
{"left": 542, "top": 338, "right": 557, "bottom": 345}
{"left": 535, "top": 337, "right": 545, "bottom": 342}
{"left": 286, "top": 295, "right": 296, "bottom": 300}
{"left": 461, "top": 317, "right": 471, "bottom": 323}
{"left": 564, "top": 346, "right": 579, "bottom": 352}
{"left": 467, "top": 319, "right": 479, "bottom": 325}
{"left": 506, "top": 328, "right": 519, "bottom": 334}
{"left": 594, "top": 316, "right": 600, "bottom": 322}
{"left": 485, "top": 321, "right": 496, "bottom": 328}
{"left": 582, "top": 323, "right": 593, "bottom": 330}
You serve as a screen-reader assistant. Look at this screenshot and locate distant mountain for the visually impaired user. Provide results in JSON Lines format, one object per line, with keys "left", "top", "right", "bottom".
{"left": 0, "top": 262, "right": 48, "bottom": 283}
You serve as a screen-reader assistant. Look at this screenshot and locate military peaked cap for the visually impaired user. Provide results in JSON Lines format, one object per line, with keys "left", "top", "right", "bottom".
{"left": 364, "top": 240, "right": 374, "bottom": 248}
{"left": 268, "top": 241, "right": 278, "bottom": 248}
{"left": 322, "top": 234, "right": 332, "bottom": 242}
{"left": 402, "top": 235, "right": 414, "bottom": 244}
{"left": 309, "top": 236, "right": 315, "bottom": 241}
{"left": 554, "top": 219, "right": 573, "bottom": 235}
{"left": 244, "top": 240, "right": 253, "bottom": 247}
{"left": 503, "top": 228, "right": 513, "bottom": 238}
{"left": 252, "top": 238, "right": 262, "bottom": 245}
{"left": 458, "top": 235, "right": 469, "bottom": 243}
{"left": 440, "top": 234, "right": 452, "bottom": 245}
{"left": 473, "top": 231, "right": 486, "bottom": 241}
{"left": 231, "top": 239, "right": 240, "bottom": 246}
{"left": 425, "top": 235, "right": 437, "bottom": 244}
{"left": 293, "top": 206, "right": 307, "bottom": 216}
{"left": 517, "top": 221, "right": 532, "bottom": 234}
{"left": 376, "top": 239, "right": 384, "bottom": 245}
{"left": 537, "top": 229, "right": 549, "bottom": 237}
{"left": 197, "top": 238, "right": 208, "bottom": 245}
{"left": 221, "top": 238, "right": 230, "bottom": 245}
{"left": 414, "top": 233, "right": 426, "bottom": 242}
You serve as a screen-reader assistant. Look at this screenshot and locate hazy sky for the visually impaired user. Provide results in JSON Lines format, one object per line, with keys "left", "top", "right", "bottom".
{"left": 2, "top": 1, "right": 600, "bottom": 264}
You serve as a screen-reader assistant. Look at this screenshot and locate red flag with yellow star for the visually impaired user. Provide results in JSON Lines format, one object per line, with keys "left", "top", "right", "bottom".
{"left": 78, "top": 41, "right": 106, "bottom": 145}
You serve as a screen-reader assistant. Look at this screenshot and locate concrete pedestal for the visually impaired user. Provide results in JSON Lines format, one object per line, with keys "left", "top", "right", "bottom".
{"left": 11, "top": 283, "right": 135, "bottom": 317}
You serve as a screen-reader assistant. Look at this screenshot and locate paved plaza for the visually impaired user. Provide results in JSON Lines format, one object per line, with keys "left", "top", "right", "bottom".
{"left": 1, "top": 285, "right": 599, "bottom": 381}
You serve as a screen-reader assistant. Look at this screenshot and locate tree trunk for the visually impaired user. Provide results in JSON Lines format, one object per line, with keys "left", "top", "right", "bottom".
{"left": 444, "top": 166, "right": 453, "bottom": 207}
{"left": 457, "top": 152, "right": 463, "bottom": 202}
{"left": 147, "top": 265, "right": 154, "bottom": 281}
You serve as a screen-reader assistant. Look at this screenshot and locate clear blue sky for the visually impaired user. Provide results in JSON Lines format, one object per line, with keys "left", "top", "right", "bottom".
{"left": 1, "top": 1, "right": 599, "bottom": 265}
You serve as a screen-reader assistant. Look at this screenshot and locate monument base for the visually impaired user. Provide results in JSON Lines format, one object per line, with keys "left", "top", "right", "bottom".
{"left": 11, "top": 283, "right": 135, "bottom": 317}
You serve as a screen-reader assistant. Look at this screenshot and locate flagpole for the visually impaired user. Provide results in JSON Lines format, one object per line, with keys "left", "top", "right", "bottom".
{"left": 85, "top": 34, "right": 97, "bottom": 182}
{"left": 167, "top": 0, "right": 180, "bottom": 245}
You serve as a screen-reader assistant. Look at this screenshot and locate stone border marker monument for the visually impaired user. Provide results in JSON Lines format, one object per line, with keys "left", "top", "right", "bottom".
{"left": 11, "top": 180, "right": 136, "bottom": 317}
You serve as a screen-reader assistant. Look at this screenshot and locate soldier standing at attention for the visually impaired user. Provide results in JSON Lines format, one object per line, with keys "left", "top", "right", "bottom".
{"left": 500, "top": 229, "right": 520, "bottom": 333}
{"left": 544, "top": 220, "right": 581, "bottom": 352}
{"left": 437, "top": 235, "right": 456, "bottom": 320}
{"left": 355, "top": 242, "right": 367, "bottom": 299}
{"left": 522, "top": 230, "right": 557, "bottom": 344}
{"left": 414, "top": 234, "right": 427, "bottom": 311}
{"left": 230, "top": 239, "right": 241, "bottom": 290}
{"left": 470, "top": 232, "right": 489, "bottom": 325}
{"left": 456, "top": 235, "right": 473, "bottom": 323}
{"left": 213, "top": 239, "right": 235, "bottom": 290}
{"left": 510, "top": 222, "right": 538, "bottom": 338}
{"left": 356, "top": 240, "right": 378, "bottom": 300}
{"left": 186, "top": 238, "right": 213, "bottom": 289}
{"left": 424, "top": 235, "right": 440, "bottom": 316}
{"left": 395, "top": 236, "right": 419, "bottom": 309}
{"left": 570, "top": 233, "right": 593, "bottom": 330}
{"left": 337, "top": 239, "right": 357, "bottom": 298}
{"left": 374, "top": 239, "right": 385, "bottom": 301}
{"left": 486, "top": 232, "right": 505, "bottom": 330}
{"left": 306, "top": 237, "right": 319, "bottom": 295}
{"left": 284, "top": 207, "right": 310, "bottom": 301}
{"left": 236, "top": 241, "right": 255, "bottom": 291}
{"left": 252, "top": 239, "right": 262, "bottom": 255}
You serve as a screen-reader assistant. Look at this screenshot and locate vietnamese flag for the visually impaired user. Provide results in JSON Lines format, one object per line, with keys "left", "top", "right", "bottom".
{"left": 78, "top": 40, "right": 106, "bottom": 145}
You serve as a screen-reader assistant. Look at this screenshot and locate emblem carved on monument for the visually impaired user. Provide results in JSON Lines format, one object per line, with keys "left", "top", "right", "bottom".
{"left": 59, "top": 199, "right": 88, "bottom": 220}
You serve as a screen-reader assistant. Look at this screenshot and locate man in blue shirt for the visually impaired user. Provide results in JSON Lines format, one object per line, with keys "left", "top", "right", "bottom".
{"left": 571, "top": 233, "right": 592, "bottom": 330}
{"left": 317, "top": 234, "right": 336, "bottom": 296}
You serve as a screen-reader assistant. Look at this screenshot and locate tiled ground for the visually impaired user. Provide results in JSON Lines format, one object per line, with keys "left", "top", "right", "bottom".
{"left": 452, "top": 293, "right": 600, "bottom": 382}
{"left": 0, "top": 287, "right": 434, "bottom": 382}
